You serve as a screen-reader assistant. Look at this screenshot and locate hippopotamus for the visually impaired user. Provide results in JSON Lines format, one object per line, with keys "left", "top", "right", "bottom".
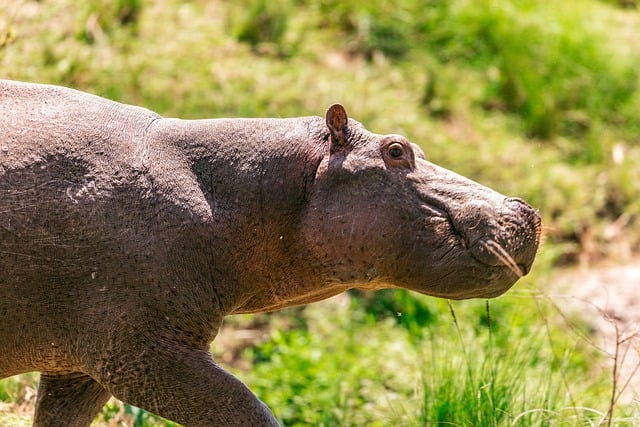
{"left": 0, "top": 80, "right": 540, "bottom": 426}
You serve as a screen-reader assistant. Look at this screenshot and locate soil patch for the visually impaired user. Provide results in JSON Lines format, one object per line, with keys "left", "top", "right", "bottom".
{"left": 551, "top": 258, "right": 640, "bottom": 403}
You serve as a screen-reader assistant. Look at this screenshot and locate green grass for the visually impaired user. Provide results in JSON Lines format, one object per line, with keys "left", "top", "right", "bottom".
{"left": 2, "top": 257, "right": 638, "bottom": 425}
{"left": 2, "top": 0, "right": 640, "bottom": 425}
{"left": 416, "top": 0, "right": 639, "bottom": 141}
{"left": 223, "top": 267, "right": 632, "bottom": 426}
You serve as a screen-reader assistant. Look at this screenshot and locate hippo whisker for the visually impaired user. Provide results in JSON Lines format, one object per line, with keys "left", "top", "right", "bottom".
{"left": 481, "top": 240, "right": 524, "bottom": 278}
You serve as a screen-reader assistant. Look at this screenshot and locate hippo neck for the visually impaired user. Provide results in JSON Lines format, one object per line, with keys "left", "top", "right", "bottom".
{"left": 154, "top": 116, "right": 329, "bottom": 207}
{"left": 151, "top": 116, "right": 342, "bottom": 314}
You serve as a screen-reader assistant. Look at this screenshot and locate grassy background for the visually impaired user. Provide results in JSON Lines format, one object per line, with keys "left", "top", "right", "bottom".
{"left": 1, "top": 0, "right": 640, "bottom": 425}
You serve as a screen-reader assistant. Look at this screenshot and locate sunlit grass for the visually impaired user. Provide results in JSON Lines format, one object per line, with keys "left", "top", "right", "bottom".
{"left": 2, "top": 257, "right": 639, "bottom": 425}
{"left": 224, "top": 269, "right": 638, "bottom": 426}
{"left": 2, "top": 0, "right": 640, "bottom": 425}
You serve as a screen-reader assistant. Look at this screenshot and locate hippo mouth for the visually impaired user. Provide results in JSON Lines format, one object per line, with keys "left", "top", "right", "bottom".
{"left": 461, "top": 198, "right": 540, "bottom": 275}
{"left": 467, "top": 240, "right": 529, "bottom": 277}
{"left": 417, "top": 196, "right": 541, "bottom": 298}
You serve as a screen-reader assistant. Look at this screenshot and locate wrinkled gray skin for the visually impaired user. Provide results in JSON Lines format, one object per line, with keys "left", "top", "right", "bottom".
{"left": 0, "top": 80, "right": 541, "bottom": 426}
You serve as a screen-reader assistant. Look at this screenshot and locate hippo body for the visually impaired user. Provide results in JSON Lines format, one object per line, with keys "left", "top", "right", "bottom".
{"left": 0, "top": 80, "right": 540, "bottom": 426}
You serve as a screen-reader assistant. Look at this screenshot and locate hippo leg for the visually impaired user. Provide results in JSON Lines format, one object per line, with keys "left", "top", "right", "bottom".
{"left": 101, "top": 345, "right": 279, "bottom": 427}
{"left": 34, "top": 372, "right": 111, "bottom": 427}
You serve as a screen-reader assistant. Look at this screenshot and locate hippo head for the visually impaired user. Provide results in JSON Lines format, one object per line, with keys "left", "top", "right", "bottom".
{"left": 302, "top": 104, "right": 541, "bottom": 299}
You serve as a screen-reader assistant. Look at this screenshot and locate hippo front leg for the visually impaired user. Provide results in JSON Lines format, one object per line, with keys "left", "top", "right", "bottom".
{"left": 34, "top": 373, "right": 111, "bottom": 427}
{"left": 97, "top": 345, "right": 279, "bottom": 427}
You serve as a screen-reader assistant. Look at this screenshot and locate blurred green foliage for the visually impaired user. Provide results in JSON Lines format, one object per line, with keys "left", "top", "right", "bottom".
{"left": 1, "top": 0, "right": 640, "bottom": 425}
{"left": 233, "top": 0, "right": 290, "bottom": 56}
{"left": 77, "top": 0, "right": 143, "bottom": 43}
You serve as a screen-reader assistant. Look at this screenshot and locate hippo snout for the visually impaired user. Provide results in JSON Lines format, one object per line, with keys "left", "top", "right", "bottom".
{"left": 452, "top": 197, "right": 541, "bottom": 278}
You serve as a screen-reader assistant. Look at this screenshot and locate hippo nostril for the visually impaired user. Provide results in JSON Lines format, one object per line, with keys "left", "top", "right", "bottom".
{"left": 505, "top": 197, "right": 526, "bottom": 204}
{"left": 504, "top": 197, "right": 538, "bottom": 220}
{"left": 505, "top": 197, "right": 535, "bottom": 214}
{"left": 454, "top": 197, "right": 540, "bottom": 275}
{"left": 504, "top": 197, "right": 542, "bottom": 237}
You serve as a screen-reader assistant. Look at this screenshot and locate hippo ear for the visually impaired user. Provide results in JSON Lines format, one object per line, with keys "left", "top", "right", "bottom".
{"left": 325, "top": 104, "right": 349, "bottom": 152}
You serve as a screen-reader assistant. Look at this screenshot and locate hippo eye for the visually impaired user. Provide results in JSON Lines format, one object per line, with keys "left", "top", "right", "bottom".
{"left": 388, "top": 143, "right": 404, "bottom": 159}
{"left": 382, "top": 138, "right": 414, "bottom": 169}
